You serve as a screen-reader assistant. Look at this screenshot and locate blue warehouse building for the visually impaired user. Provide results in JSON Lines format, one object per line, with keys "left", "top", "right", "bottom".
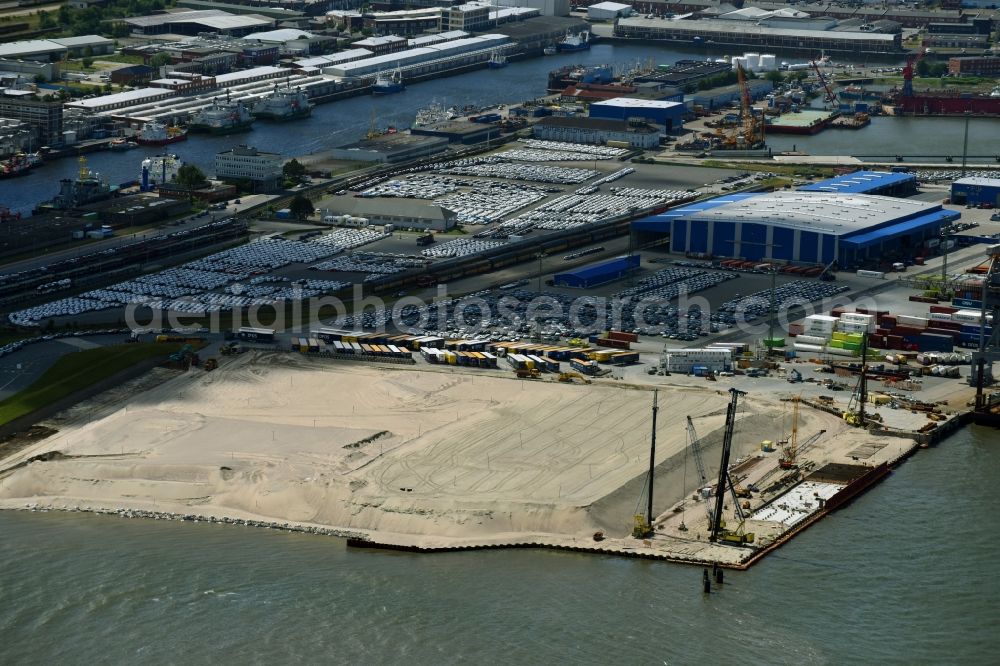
{"left": 589, "top": 98, "right": 686, "bottom": 132}
{"left": 798, "top": 170, "right": 918, "bottom": 198}
{"left": 554, "top": 255, "right": 640, "bottom": 288}
{"left": 631, "top": 192, "right": 959, "bottom": 268}
{"left": 951, "top": 177, "right": 1000, "bottom": 207}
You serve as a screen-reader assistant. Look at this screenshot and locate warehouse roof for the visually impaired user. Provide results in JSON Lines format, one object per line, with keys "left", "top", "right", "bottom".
{"left": 671, "top": 192, "right": 942, "bottom": 236}
{"left": 243, "top": 29, "right": 314, "bottom": 42}
{"left": 591, "top": 97, "right": 684, "bottom": 110}
{"left": 617, "top": 16, "right": 899, "bottom": 42}
{"left": 839, "top": 209, "right": 959, "bottom": 246}
{"left": 554, "top": 255, "right": 638, "bottom": 283}
{"left": 589, "top": 1, "right": 632, "bottom": 11}
{"left": 65, "top": 87, "right": 174, "bottom": 110}
{"left": 51, "top": 35, "right": 115, "bottom": 48}
{"left": 0, "top": 39, "right": 65, "bottom": 59}
{"left": 798, "top": 170, "right": 916, "bottom": 194}
{"left": 125, "top": 10, "right": 273, "bottom": 30}
{"left": 953, "top": 176, "right": 1000, "bottom": 187}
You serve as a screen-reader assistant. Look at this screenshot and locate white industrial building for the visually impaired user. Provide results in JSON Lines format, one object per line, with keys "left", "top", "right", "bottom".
{"left": 322, "top": 34, "right": 510, "bottom": 78}
{"left": 533, "top": 116, "right": 661, "bottom": 149}
{"left": 0, "top": 35, "right": 114, "bottom": 62}
{"left": 320, "top": 199, "right": 457, "bottom": 232}
{"left": 215, "top": 144, "right": 282, "bottom": 192}
{"left": 660, "top": 348, "right": 733, "bottom": 373}
{"left": 587, "top": 2, "right": 632, "bottom": 21}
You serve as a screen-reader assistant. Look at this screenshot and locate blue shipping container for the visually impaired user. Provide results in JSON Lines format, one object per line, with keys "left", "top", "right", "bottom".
{"left": 953, "top": 298, "right": 983, "bottom": 309}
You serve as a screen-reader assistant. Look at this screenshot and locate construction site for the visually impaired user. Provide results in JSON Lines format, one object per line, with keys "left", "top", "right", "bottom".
{"left": 0, "top": 327, "right": 927, "bottom": 569}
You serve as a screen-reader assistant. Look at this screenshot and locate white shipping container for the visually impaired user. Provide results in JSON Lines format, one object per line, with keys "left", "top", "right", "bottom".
{"left": 825, "top": 347, "right": 857, "bottom": 357}
{"left": 896, "top": 315, "right": 928, "bottom": 328}
{"left": 840, "top": 313, "right": 874, "bottom": 324}
{"left": 837, "top": 321, "right": 874, "bottom": 333}
{"left": 793, "top": 342, "right": 824, "bottom": 352}
{"left": 796, "top": 334, "right": 829, "bottom": 345}
{"left": 928, "top": 312, "right": 952, "bottom": 321}
{"left": 806, "top": 314, "right": 839, "bottom": 324}
{"left": 857, "top": 270, "right": 885, "bottom": 279}
{"left": 953, "top": 309, "right": 984, "bottom": 323}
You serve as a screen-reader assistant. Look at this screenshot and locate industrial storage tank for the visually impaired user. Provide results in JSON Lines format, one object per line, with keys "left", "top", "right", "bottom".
{"left": 743, "top": 53, "right": 760, "bottom": 71}
{"left": 758, "top": 54, "right": 777, "bottom": 71}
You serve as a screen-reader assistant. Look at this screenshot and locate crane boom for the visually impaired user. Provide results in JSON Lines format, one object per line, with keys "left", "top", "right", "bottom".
{"left": 710, "top": 388, "right": 746, "bottom": 542}
{"left": 779, "top": 397, "right": 800, "bottom": 469}
{"left": 810, "top": 59, "right": 837, "bottom": 104}
{"left": 686, "top": 416, "right": 709, "bottom": 487}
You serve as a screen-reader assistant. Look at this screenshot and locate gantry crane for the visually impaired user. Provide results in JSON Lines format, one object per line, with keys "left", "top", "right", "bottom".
{"left": 971, "top": 243, "right": 1000, "bottom": 419}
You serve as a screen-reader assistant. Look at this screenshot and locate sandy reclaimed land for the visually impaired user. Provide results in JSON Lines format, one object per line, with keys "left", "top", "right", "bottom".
{"left": 0, "top": 353, "right": 886, "bottom": 550}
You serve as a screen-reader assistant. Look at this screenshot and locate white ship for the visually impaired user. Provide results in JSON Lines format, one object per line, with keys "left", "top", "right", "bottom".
{"left": 414, "top": 101, "right": 449, "bottom": 127}
{"left": 141, "top": 154, "right": 183, "bottom": 190}
{"left": 252, "top": 84, "right": 313, "bottom": 121}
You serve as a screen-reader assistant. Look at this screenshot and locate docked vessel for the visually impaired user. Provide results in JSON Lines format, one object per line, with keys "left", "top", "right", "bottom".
{"left": 557, "top": 31, "right": 591, "bottom": 53}
{"left": 829, "top": 112, "right": 871, "bottom": 129}
{"left": 108, "top": 137, "right": 137, "bottom": 151}
{"left": 765, "top": 108, "right": 840, "bottom": 135}
{"left": 0, "top": 152, "right": 41, "bottom": 179}
{"left": 187, "top": 94, "right": 254, "bottom": 134}
{"left": 136, "top": 121, "right": 188, "bottom": 146}
{"left": 488, "top": 50, "right": 508, "bottom": 69}
{"left": 35, "top": 157, "right": 112, "bottom": 211}
{"left": 543, "top": 45, "right": 558, "bottom": 56}
{"left": 252, "top": 84, "right": 313, "bottom": 121}
{"left": 893, "top": 55, "right": 1000, "bottom": 116}
{"left": 414, "top": 101, "right": 449, "bottom": 127}
{"left": 893, "top": 89, "right": 1000, "bottom": 116}
{"left": 141, "top": 153, "right": 183, "bottom": 190}
{"left": 547, "top": 64, "right": 614, "bottom": 93}
{"left": 837, "top": 85, "right": 888, "bottom": 102}
{"left": 372, "top": 68, "right": 404, "bottom": 96}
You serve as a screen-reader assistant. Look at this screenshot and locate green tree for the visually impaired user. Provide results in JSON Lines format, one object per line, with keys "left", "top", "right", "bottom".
{"left": 289, "top": 194, "right": 313, "bottom": 220}
{"left": 150, "top": 52, "right": 171, "bottom": 68}
{"left": 176, "top": 164, "right": 206, "bottom": 190}
{"left": 764, "top": 70, "right": 784, "bottom": 84}
{"left": 38, "top": 10, "right": 56, "bottom": 29}
{"left": 82, "top": 56, "right": 93, "bottom": 68}
{"left": 282, "top": 158, "right": 306, "bottom": 182}
{"left": 83, "top": 46, "right": 94, "bottom": 58}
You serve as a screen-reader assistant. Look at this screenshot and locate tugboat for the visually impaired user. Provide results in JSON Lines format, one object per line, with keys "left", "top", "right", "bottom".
{"left": 488, "top": 49, "right": 508, "bottom": 69}
{"left": 0, "top": 152, "right": 42, "bottom": 179}
{"left": 187, "top": 92, "right": 254, "bottom": 134}
{"left": 372, "top": 68, "right": 404, "bottom": 95}
{"left": 136, "top": 120, "right": 187, "bottom": 146}
{"left": 108, "top": 137, "right": 137, "bottom": 151}
{"left": 252, "top": 83, "right": 313, "bottom": 121}
{"left": 557, "top": 31, "right": 591, "bottom": 53}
